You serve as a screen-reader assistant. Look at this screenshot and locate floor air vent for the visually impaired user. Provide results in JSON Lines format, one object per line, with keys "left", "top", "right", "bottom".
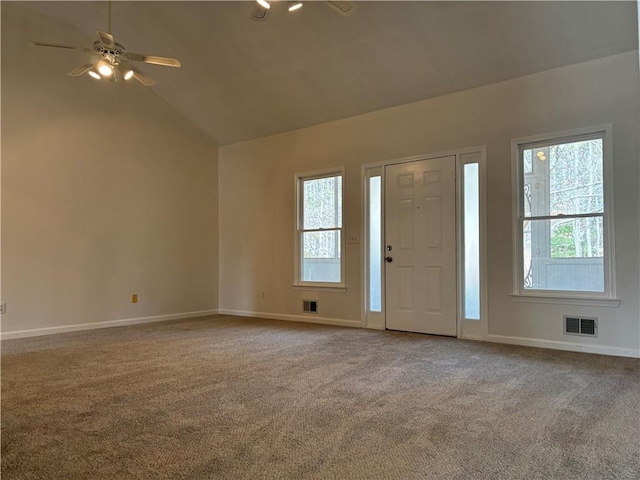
{"left": 303, "top": 300, "right": 318, "bottom": 314}
{"left": 564, "top": 316, "right": 597, "bottom": 337}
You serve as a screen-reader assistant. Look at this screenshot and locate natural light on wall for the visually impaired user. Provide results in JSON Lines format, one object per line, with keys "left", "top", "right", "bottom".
{"left": 463, "top": 163, "right": 480, "bottom": 319}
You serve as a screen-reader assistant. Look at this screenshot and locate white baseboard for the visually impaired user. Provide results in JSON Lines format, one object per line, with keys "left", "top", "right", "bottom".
{"left": 460, "top": 334, "right": 484, "bottom": 341}
{"left": 365, "top": 324, "right": 386, "bottom": 330}
{"left": 5, "top": 309, "right": 635, "bottom": 359}
{"left": 218, "top": 309, "right": 362, "bottom": 328}
{"left": 1, "top": 309, "right": 219, "bottom": 340}
{"left": 487, "top": 334, "right": 640, "bottom": 358}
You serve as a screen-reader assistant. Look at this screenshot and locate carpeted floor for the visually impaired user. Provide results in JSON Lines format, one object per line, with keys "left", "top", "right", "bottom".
{"left": 1, "top": 315, "right": 639, "bottom": 480}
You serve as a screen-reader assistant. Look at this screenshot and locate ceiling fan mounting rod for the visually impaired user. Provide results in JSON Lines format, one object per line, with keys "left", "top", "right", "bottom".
{"left": 107, "top": 0, "right": 112, "bottom": 34}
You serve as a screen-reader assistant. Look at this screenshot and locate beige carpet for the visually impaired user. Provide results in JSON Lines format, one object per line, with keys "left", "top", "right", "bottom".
{"left": 2, "top": 315, "right": 639, "bottom": 479}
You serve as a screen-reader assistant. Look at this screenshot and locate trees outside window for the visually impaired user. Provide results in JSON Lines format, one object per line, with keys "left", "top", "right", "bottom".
{"left": 296, "top": 171, "right": 343, "bottom": 285}
{"left": 514, "top": 127, "right": 614, "bottom": 297}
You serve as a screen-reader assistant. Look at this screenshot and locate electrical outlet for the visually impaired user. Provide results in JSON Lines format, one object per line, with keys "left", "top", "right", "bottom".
{"left": 132, "top": 294, "right": 138, "bottom": 304}
{"left": 0, "top": 302, "right": 6, "bottom": 314}
{"left": 347, "top": 234, "right": 359, "bottom": 244}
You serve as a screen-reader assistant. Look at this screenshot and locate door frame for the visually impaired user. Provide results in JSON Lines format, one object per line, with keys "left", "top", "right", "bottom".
{"left": 361, "top": 146, "right": 488, "bottom": 340}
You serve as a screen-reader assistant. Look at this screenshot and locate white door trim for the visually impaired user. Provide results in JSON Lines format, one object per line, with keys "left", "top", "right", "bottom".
{"left": 361, "top": 146, "right": 488, "bottom": 339}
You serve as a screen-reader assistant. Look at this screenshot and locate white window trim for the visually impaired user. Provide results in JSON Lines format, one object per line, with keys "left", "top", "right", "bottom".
{"left": 511, "top": 124, "right": 619, "bottom": 306}
{"left": 293, "top": 167, "right": 346, "bottom": 289}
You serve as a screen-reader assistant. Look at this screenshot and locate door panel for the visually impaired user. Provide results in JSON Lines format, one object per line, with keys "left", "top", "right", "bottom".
{"left": 425, "top": 267, "right": 443, "bottom": 312}
{"left": 398, "top": 267, "right": 414, "bottom": 309}
{"left": 398, "top": 199, "right": 414, "bottom": 249}
{"left": 385, "top": 156, "right": 456, "bottom": 336}
{"left": 425, "top": 196, "right": 442, "bottom": 248}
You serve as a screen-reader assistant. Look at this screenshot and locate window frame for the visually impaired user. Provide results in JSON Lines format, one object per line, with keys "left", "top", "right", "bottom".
{"left": 511, "top": 125, "right": 618, "bottom": 305}
{"left": 294, "top": 167, "right": 346, "bottom": 289}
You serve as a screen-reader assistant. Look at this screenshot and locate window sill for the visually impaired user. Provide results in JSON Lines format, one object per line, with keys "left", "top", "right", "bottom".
{"left": 510, "top": 294, "right": 620, "bottom": 307}
{"left": 292, "top": 284, "right": 347, "bottom": 293}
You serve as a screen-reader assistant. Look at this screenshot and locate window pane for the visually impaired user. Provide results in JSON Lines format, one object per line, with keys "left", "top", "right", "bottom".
{"left": 523, "top": 182, "right": 532, "bottom": 218}
{"left": 302, "top": 230, "right": 341, "bottom": 282}
{"left": 463, "top": 164, "right": 480, "bottom": 319}
{"left": 523, "top": 138, "right": 603, "bottom": 217}
{"left": 523, "top": 218, "right": 604, "bottom": 292}
{"left": 303, "top": 176, "right": 342, "bottom": 229}
{"left": 550, "top": 216, "right": 604, "bottom": 258}
{"left": 369, "top": 176, "right": 382, "bottom": 312}
{"left": 523, "top": 149, "right": 533, "bottom": 174}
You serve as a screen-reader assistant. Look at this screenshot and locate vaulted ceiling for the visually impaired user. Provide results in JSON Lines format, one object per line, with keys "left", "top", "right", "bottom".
{"left": 22, "top": 1, "right": 639, "bottom": 145}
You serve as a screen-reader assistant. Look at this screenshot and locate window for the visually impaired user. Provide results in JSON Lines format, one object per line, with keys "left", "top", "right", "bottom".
{"left": 513, "top": 126, "right": 615, "bottom": 299}
{"left": 368, "top": 175, "right": 382, "bottom": 312}
{"left": 463, "top": 162, "right": 480, "bottom": 319}
{"left": 296, "top": 170, "right": 344, "bottom": 285}
{"left": 363, "top": 165, "right": 384, "bottom": 328}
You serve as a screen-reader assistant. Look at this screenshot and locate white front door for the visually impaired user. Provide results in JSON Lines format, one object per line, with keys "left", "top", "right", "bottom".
{"left": 384, "top": 156, "right": 457, "bottom": 336}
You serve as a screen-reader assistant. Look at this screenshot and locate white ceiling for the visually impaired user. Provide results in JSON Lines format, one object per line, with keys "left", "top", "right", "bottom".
{"left": 23, "top": 1, "right": 639, "bottom": 145}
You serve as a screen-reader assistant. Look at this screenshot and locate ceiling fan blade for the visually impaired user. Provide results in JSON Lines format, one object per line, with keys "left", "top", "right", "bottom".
{"left": 97, "top": 31, "right": 115, "bottom": 48}
{"left": 251, "top": 4, "right": 270, "bottom": 21}
{"left": 126, "top": 53, "right": 181, "bottom": 68}
{"left": 132, "top": 69, "right": 156, "bottom": 87}
{"left": 326, "top": 1, "right": 356, "bottom": 16}
{"left": 33, "top": 41, "right": 96, "bottom": 54}
{"left": 67, "top": 64, "right": 93, "bottom": 76}
{"left": 33, "top": 41, "right": 77, "bottom": 50}
{"left": 119, "top": 60, "right": 155, "bottom": 86}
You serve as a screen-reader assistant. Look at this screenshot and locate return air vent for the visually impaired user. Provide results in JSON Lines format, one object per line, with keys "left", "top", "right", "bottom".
{"left": 564, "top": 316, "right": 597, "bottom": 337}
{"left": 303, "top": 300, "right": 318, "bottom": 314}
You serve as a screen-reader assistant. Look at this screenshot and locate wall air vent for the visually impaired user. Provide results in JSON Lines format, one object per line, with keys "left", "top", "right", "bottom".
{"left": 303, "top": 300, "right": 318, "bottom": 314}
{"left": 564, "top": 316, "right": 597, "bottom": 337}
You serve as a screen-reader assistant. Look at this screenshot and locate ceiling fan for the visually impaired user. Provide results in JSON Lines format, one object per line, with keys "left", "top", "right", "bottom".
{"left": 32, "top": 2, "right": 180, "bottom": 86}
{"left": 252, "top": 1, "right": 356, "bottom": 21}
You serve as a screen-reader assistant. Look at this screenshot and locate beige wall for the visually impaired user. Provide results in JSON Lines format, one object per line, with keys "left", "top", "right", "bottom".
{"left": 1, "top": 4, "right": 219, "bottom": 334}
{"left": 2, "top": 4, "right": 638, "bottom": 356}
{"left": 219, "top": 51, "right": 640, "bottom": 356}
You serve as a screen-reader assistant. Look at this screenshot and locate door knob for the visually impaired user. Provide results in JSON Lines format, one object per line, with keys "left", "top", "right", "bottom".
{"left": 385, "top": 256, "right": 393, "bottom": 263}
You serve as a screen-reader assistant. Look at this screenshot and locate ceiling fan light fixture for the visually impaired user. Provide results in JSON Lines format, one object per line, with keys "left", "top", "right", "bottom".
{"left": 288, "top": 1, "right": 303, "bottom": 12}
{"left": 256, "top": 0, "right": 271, "bottom": 9}
{"left": 96, "top": 59, "right": 114, "bottom": 77}
{"left": 33, "top": 5, "right": 180, "bottom": 87}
